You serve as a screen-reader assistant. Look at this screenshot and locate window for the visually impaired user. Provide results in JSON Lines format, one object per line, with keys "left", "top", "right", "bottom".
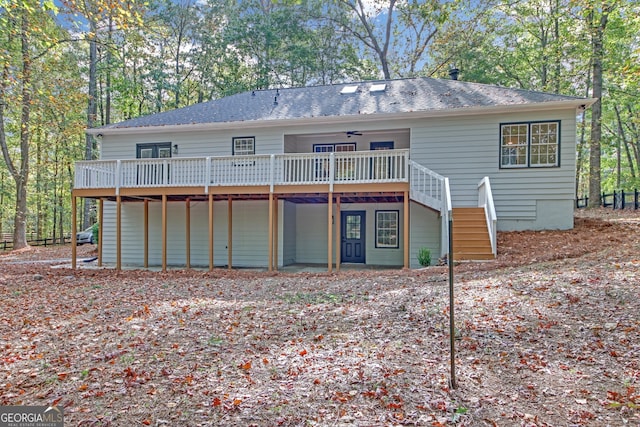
{"left": 500, "top": 121, "right": 559, "bottom": 168}
{"left": 232, "top": 137, "right": 255, "bottom": 166}
{"left": 232, "top": 137, "right": 255, "bottom": 156}
{"left": 136, "top": 142, "right": 171, "bottom": 159}
{"left": 375, "top": 210, "right": 399, "bottom": 248}
{"left": 313, "top": 143, "right": 356, "bottom": 180}
{"left": 135, "top": 143, "right": 171, "bottom": 186}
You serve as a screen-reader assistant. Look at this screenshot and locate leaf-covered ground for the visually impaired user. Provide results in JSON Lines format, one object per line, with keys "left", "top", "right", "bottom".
{"left": 0, "top": 208, "right": 639, "bottom": 426}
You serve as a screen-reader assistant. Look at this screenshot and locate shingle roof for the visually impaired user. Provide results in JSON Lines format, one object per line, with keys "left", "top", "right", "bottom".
{"left": 99, "top": 77, "right": 588, "bottom": 130}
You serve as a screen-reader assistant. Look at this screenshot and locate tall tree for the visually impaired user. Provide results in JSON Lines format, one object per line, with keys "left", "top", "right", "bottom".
{"left": 59, "top": 0, "right": 144, "bottom": 227}
{"left": 584, "top": 1, "right": 617, "bottom": 207}
{"left": 325, "top": 0, "right": 477, "bottom": 79}
{"left": 0, "top": 1, "right": 55, "bottom": 249}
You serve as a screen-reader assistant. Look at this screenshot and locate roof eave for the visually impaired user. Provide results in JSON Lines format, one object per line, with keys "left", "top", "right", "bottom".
{"left": 87, "top": 99, "right": 596, "bottom": 137}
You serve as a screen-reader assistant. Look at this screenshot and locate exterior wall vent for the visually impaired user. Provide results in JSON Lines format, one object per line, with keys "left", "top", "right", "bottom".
{"left": 369, "top": 83, "right": 386, "bottom": 93}
{"left": 340, "top": 85, "right": 358, "bottom": 94}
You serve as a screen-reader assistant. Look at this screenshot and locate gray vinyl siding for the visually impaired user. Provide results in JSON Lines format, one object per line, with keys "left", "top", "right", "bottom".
{"left": 409, "top": 203, "right": 441, "bottom": 268}
{"left": 101, "top": 200, "right": 273, "bottom": 268}
{"left": 100, "top": 129, "right": 284, "bottom": 160}
{"left": 410, "top": 109, "right": 577, "bottom": 230}
{"left": 282, "top": 201, "right": 296, "bottom": 266}
{"left": 295, "top": 205, "right": 329, "bottom": 264}
{"left": 295, "top": 202, "right": 404, "bottom": 266}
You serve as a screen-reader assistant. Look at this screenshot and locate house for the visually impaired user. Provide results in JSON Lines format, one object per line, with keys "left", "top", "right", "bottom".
{"left": 71, "top": 77, "right": 594, "bottom": 271}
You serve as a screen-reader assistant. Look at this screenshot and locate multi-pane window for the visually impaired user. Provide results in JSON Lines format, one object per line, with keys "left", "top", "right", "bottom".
{"left": 313, "top": 143, "right": 356, "bottom": 180}
{"left": 232, "top": 137, "right": 255, "bottom": 156}
{"left": 500, "top": 121, "right": 559, "bottom": 168}
{"left": 530, "top": 123, "right": 558, "bottom": 166}
{"left": 136, "top": 142, "right": 171, "bottom": 159}
{"left": 346, "top": 214, "right": 362, "bottom": 239}
{"left": 375, "top": 210, "right": 399, "bottom": 248}
{"left": 232, "top": 137, "right": 255, "bottom": 166}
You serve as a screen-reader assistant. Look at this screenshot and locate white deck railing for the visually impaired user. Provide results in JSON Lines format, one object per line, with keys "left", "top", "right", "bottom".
{"left": 75, "top": 150, "right": 450, "bottom": 209}
{"left": 75, "top": 150, "right": 455, "bottom": 260}
{"left": 75, "top": 149, "right": 412, "bottom": 193}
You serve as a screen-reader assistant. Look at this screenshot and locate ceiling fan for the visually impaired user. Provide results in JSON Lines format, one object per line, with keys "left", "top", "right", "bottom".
{"left": 346, "top": 131, "right": 363, "bottom": 138}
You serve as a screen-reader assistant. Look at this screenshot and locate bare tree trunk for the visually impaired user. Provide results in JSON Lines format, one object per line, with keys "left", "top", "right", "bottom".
{"left": 0, "top": 10, "right": 31, "bottom": 249}
{"left": 58, "top": 194, "right": 64, "bottom": 245}
{"left": 84, "top": 19, "right": 98, "bottom": 229}
{"left": 575, "top": 69, "right": 591, "bottom": 199}
{"left": 627, "top": 105, "right": 640, "bottom": 169}
{"left": 615, "top": 105, "right": 635, "bottom": 179}
{"left": 12, "top": 12, "right": 32, "bottom": 249}
{"left": 587, "top": 9, "right": 608, "bottom": 208}
{"left": 106, "top": 15, "right": 113, "bottom": 125}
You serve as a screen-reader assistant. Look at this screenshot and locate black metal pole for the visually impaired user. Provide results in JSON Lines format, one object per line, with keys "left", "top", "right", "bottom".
{"left": 448, "top": 214, "right": 456, "bottom": 389}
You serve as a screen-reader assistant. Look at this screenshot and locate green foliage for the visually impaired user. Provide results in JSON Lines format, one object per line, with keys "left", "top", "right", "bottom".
{"left": 417, "top": 247, "right": 431, "bottom": 267}
{"left": 91, "top": 223, "right": 99, "bottom": 244}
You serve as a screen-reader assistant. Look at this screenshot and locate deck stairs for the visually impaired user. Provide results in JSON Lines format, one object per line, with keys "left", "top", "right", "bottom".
{"left": 452, "top": 207, "right": 495, "bottom": 261}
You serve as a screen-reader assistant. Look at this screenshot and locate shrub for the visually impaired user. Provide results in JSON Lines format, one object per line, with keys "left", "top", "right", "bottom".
{"left": 91, "top": 222, "right": 100, "bottom": 244}
{"left": 417, "top": 247, "right": 431, "bottom": 267}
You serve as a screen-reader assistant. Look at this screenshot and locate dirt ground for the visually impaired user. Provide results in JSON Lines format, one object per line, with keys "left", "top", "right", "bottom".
{"left": 0, "top": 208, "right": 638, "bottom": 426}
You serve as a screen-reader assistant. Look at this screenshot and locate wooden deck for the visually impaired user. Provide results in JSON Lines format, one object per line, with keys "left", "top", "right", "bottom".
{"left": 71, "top": 151, "right": 488, "bottom": 272}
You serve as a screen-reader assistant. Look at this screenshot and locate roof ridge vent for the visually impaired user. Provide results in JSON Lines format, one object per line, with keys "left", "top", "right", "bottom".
{"left": 340, "top": 84, "right": 358, "bottom": 94}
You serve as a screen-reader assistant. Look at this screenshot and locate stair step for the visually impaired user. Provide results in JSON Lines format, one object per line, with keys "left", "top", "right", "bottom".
{"left": 454, "top": 252, "right": 495, "bottom": 261}
{"left": 451, "top": 207, "right": 494, "bottom": 261}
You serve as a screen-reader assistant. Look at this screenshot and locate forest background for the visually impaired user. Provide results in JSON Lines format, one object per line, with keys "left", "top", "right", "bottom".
{"left": 0, "top": 0, "right": 639, "bottom": 248}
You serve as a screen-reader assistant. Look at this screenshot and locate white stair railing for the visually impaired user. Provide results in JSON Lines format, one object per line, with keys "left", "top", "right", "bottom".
{"left": 478, "top": 176, "right": 497, "bottom": 257}
{"left": 408, "top": 160, "right": 445, "bottom": 211}
{"left": 441, "top": 177, "right": 452, "bottom": 257}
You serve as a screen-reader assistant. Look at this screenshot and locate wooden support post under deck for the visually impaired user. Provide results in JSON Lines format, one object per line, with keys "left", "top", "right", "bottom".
{"left": 335, "top": 195, "right": 341, "bottom": 272}
{"left": 208, "top": 194, "right": 214, "bottom": 271}
{"left": 71, "top": 196, "right": 77, "bottom": 270}
{"left": 228, "top": 196, "right": 232, "bottom": 270}
{"left": 404, "top": 191, "right": 409, "bottom": 268}
{"left": 144, "top": 200, "right": 149, "bottom": 268}
{"left": 328, "top": 193, "right": 333, "bottom": 273}
{"left": 268, "top": 193, "right": 273, "bottom": 272}
{"left": 186, "top": 198, "right": 191, "bottom": 269}
{"left": 274, "top": 196, "right": 278, "bottom": 271}
{"left": 116, "top": 195, "right": 122, "bottom": 271}
{"left": 162, "top": 194, "right": 167, "bottom": 272}
{"left": 98, "top": 198, "right": 103, "bottom": 267}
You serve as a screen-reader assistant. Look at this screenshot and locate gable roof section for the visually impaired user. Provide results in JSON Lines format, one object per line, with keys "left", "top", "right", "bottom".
{"left": 92, "top": 77, "right": 593, "bottom": 134}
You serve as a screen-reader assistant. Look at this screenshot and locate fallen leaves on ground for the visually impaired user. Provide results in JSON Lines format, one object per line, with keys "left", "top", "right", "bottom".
{"left": 0, "top": 208, "right": 639, "bottom": 426}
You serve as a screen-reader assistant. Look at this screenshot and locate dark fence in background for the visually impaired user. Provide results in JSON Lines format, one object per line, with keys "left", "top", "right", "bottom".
{"left": 0, "top": 235, "right": 71, "bottom": 251}
{"left": 576, "top": 189, "right": 640, "bottom": 210}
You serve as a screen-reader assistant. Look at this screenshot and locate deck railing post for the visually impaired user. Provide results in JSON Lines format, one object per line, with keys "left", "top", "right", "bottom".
{"left": 270, "top": 154, "right": 275, "bottom": 193}
{"left": 115, "top": 160, "right": 121, "bottom": 195}
{"left": 163, "top": 159, "right": 169, "bottom": 185}
{"left": 205, "top": 157, "right": 211, "bottom": 193}
{"left": 404, "top": 151, "right": 410, "bottom": 180}
{"left": 329, "top": 152, "right": 335, "bottom": 192}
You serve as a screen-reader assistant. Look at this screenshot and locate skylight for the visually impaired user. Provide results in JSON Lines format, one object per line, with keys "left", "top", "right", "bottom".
{"left": 340, "top": 85, "right": 358, "bottom": 94}
{"left": 369, "top": 83, "right": 386, "bottom": 93}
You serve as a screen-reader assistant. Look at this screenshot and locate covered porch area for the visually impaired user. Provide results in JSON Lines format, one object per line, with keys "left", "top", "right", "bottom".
{"left": 71, "top": 185, "right": 411, "bottom": 272}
